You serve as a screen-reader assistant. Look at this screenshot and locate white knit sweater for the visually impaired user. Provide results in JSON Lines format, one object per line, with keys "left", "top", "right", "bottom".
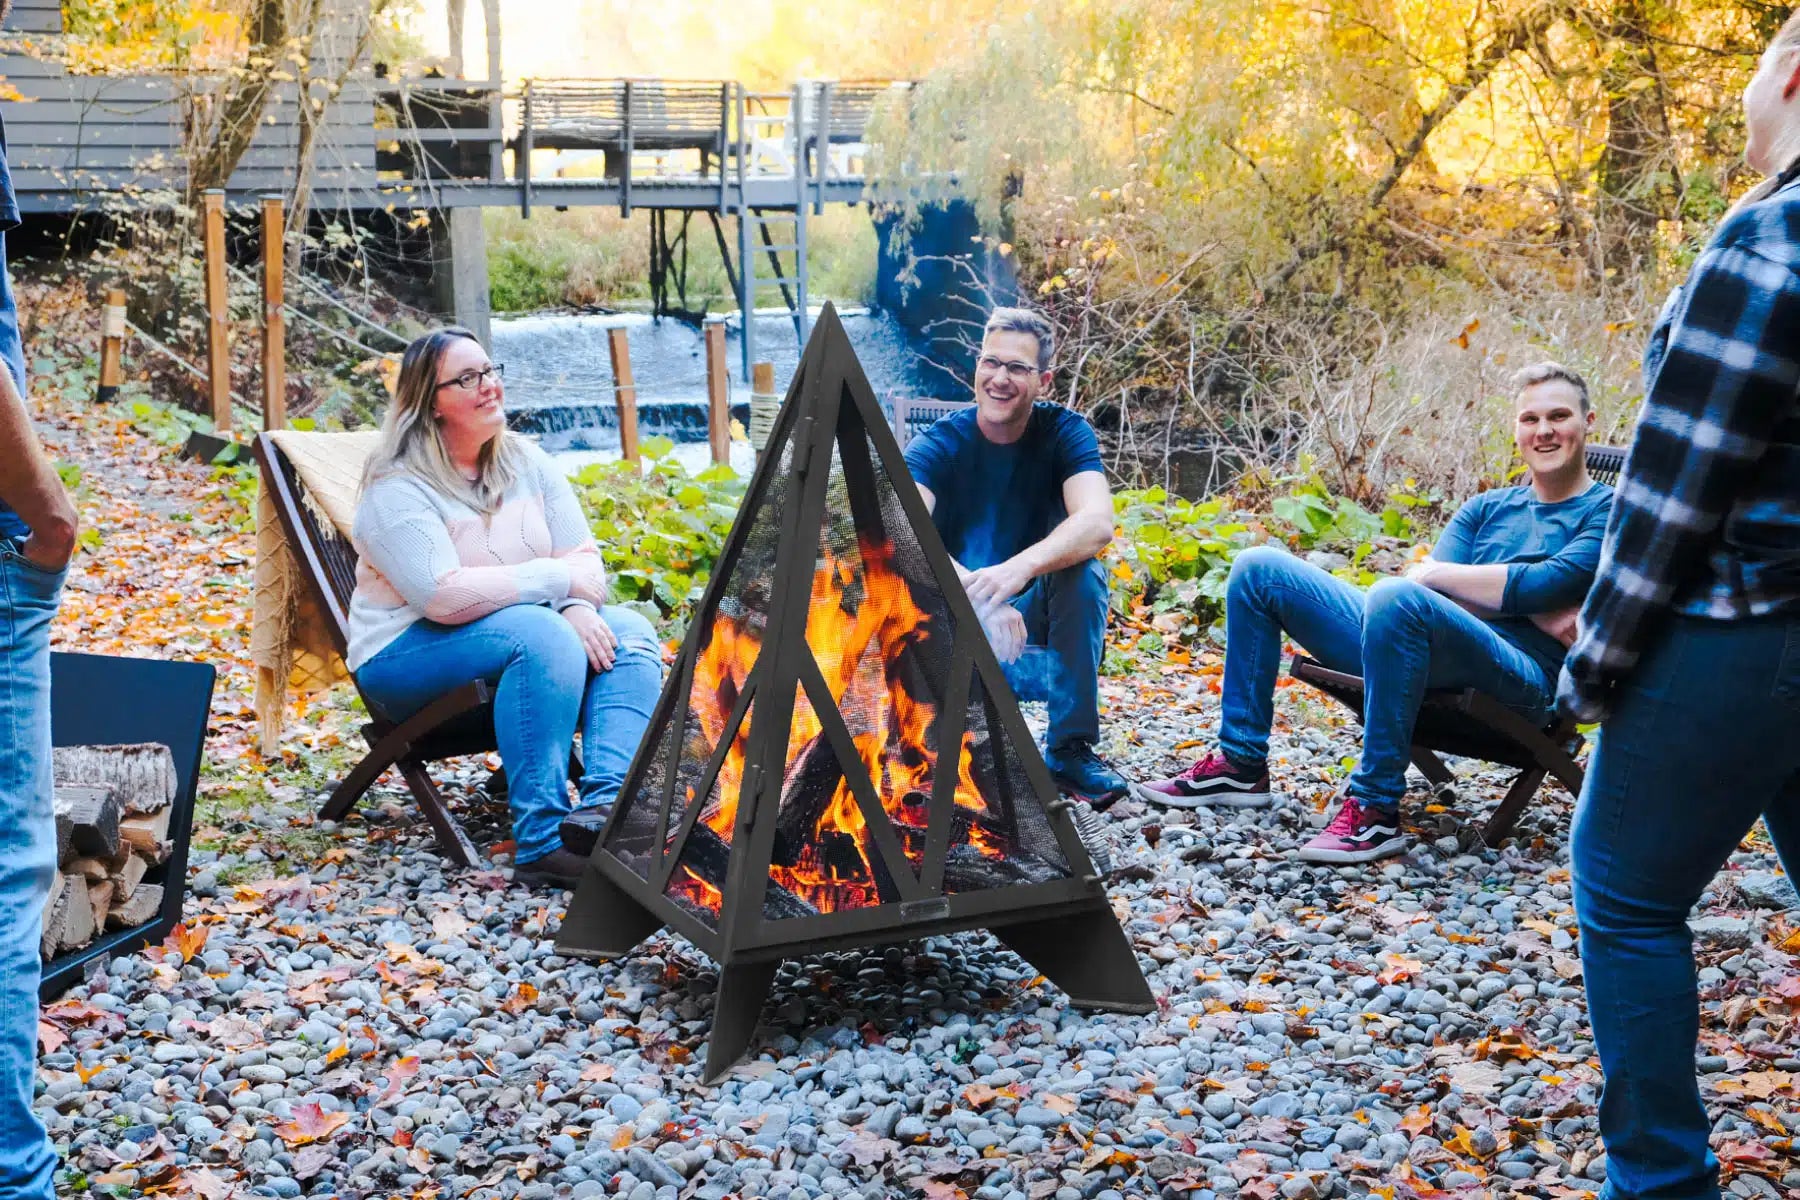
{"left": 345, "top": 441, "right": 606, "bottom": 672}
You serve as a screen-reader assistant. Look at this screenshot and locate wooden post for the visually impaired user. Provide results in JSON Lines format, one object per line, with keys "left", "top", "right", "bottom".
{"left": 97, "top": 287, "right": 125, "bottom": 403}
{"left": 608, "top": 326, "right": 639, "bottom": 464}
{"left": 705, "top": 318, "right": 730, "bottom": 466}
{"left": 749, "top": 360, "right": 777, "bottom": 459}
{"left": 201, "top": 189, "right": 232, "bottom": 431}
{"left": 260, "top": 195, "right": 286, "bottom": 431}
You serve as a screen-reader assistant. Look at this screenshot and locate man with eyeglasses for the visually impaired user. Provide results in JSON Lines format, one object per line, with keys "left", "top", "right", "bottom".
{"left": 903, "top": 306, "right": 1130, "bottom": 809}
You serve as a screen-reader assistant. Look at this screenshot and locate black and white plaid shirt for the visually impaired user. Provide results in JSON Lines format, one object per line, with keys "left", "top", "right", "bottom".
{"left": 1559, "top": 165, "right": 1800, "bottom": 722}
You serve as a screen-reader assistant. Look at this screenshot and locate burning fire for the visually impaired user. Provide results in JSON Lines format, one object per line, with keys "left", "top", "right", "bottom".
{"left": 666, "top": 532, "right": 1007, "bottom": 917}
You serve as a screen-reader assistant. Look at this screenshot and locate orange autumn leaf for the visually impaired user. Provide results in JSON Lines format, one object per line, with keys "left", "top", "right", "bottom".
{"left": 1397, "top": 1106, "right": 1432, "bottom": 1136}
{"left": 611, "top": 1127, "right": 635, "bottom": 1151}
{"left": 273, "top": 1101, "right": 352, "bottom": 1146}
{"left": 372, "top": 1056, "right": 420, "bottom": 1106}
{"left": 962, "top": 1084, "right": 1000, "bottom": 1109}
{"left": 1042, "top": 1093, "right": 1078, "bottom": 1115}
{"left": 501, "top": 982, "right": 540, "bottom": 1015}
{"left": 1377, "top": 953, "right": 1425, "bottom": 985}
{"left": 581, "top": 1062, "right": 615, "bottom": 1083}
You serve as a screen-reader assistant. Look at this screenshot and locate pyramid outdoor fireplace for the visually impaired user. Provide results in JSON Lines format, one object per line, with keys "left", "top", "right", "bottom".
{"left": 557, "top": 306, "right": 1154, "bottom": 1081}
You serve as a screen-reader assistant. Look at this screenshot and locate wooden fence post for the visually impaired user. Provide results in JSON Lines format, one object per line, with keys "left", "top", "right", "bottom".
{"left": 201, "top": 189, "right": 232, "bottom": 431}
{"left": 607, "top": 326, "right": 639, "bottom": 464}
{"left": 260, "top": 194, "right": 286, "bottom": 431}
{"left": 97, "top": 287, "right": 126, "bottom": 403}
{"left": 704, "top": 318, "right": 730, "bottom": 466}
{"left": 749, "top": 360, "right": 777, "bottom": 460}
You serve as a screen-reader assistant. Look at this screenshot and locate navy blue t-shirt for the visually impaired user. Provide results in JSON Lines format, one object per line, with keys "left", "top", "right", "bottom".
{"left": 902, "top": 402, "right": 1104, "bottom": 569}
{"left": 0, "top": 111, "right": 28, "bottom": 541}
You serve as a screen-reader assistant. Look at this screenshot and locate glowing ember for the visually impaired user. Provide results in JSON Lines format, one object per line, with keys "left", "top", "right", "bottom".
{"left": 665, "top": 531, "right": 1009, "bottom": 917}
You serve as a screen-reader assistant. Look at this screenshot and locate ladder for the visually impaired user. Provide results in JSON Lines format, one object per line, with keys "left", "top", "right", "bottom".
{"left": 729, "top": 86, "right": 814, "bottom": 383}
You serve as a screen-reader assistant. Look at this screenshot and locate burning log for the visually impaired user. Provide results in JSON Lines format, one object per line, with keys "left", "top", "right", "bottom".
{"left": 40, "top": 743, "right": 176, "bottom": 962}
{"left": 676, "top": 823, "right": 819, "bottom": 921}
{"left": 773, "top": 735, "right": 844, "bottom": 867}
{"left": 941, "top": 845, "right": 1064, "bottom": 892}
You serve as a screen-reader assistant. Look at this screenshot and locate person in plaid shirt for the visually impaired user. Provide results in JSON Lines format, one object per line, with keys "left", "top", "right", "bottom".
{"left": 1561, "top": 16, "right": 1800, "bottom": 1200}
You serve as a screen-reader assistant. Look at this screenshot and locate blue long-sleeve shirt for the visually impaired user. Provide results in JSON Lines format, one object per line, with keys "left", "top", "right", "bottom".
{"left": 1434, "top": 480, "right": 1616, "bottom": 674}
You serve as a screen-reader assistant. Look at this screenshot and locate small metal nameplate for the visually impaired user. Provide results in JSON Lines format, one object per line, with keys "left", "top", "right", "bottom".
{"left": 900, "top": 898, "right": 951, "bottom": 922}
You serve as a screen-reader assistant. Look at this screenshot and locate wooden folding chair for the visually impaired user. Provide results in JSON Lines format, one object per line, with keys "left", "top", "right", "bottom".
{"left": 255, "top": 434, "right": 577, "bottom": 868}
{"left": 1287, "top": 444, "right": 1624, "bottom": 846}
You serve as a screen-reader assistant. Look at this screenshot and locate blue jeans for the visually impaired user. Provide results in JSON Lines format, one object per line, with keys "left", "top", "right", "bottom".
{"left": 0, "top": 543, "right": 65, "bottom": 1200}
{"left": 1219, "top": 546, "right": 1554, "bottom": 807}
{"left": 356, "top": 604, "right": 662, "bottom": 864}
{"left": 1573, "top": 616, "right": 1800, "bottom": 1200}
{"left": 1000, "top": 558, "right": 1108, "bottom": 750}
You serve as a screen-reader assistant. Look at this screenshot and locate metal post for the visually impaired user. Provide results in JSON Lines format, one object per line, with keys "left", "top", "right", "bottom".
{"left": 97, "top": 287, "right": 125, "bottom": 403}
{"left": 735, "top": 84, "right": 754, "bottom": 382}
{"left": 705, "top": 318, "right": 730, "bottom": 465}
{"left": 609, "top": 326, "right": 639, "bottom": 464}
{"left": 621, "top": 79, "right": 634, "bottom": 218}
{"left": 519, "top": 80, "right": 535, "bottom": 217}
{"left": 201, "top": 189, "right": 232, "bottom": 431}
{"left": 815, "top": 81, "right": 833, "bottom": 215}
{"left": 716, "top": 81, "right": 729, "bottom": 213}
{"left": 791, "top": 86, "right": 810, "bottom": 343}
{"left": 260, "top": 195, "right": 287, "bottom": 431}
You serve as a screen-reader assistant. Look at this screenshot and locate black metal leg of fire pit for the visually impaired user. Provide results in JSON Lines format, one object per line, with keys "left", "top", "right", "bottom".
{"left": 992, "top": 904, "right": 1157, "bottom": 1014}
{"left": 555, "top": 864, "right": 664, "bottom": 960}
{"left": 702, "top": 959, "right": 781, "bottom": 1085}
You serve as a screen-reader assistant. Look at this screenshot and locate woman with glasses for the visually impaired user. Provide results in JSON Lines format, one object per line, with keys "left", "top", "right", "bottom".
{"left": 345, "top": 328, "right": 661, "bottom": 889}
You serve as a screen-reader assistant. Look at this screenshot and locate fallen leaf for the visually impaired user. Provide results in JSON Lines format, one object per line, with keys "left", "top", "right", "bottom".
{"left": 500, "top": 982, "right": 539, "bottom": 1015}
{"left": 272, "top": 1101, "right": 351, "bottom": 1147}
{"left": 372, "top": 1056, "right": 421, "bottom": 1106}
{"left": 1041, "top": 1093, "right": 1078, "bottom": 1115}
{"left": 842, "top": 1130, "right": 900, "bottom": 1166}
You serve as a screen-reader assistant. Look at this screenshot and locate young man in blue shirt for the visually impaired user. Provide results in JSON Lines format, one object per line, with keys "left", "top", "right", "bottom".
{"left": 903, "top": 307, "right": 1129, "bottom": 806}
{"left": 1137, "top": 364, "right": 1613, "bottom": 864}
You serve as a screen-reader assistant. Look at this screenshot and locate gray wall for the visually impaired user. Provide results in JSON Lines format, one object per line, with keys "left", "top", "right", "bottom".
{"left": 2, "top": 0, "right": 378, "bottom": 207}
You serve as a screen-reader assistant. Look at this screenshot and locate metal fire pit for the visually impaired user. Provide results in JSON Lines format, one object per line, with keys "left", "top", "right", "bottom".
{"left": 557, "top": 305, "right": 1154, "bottom": 1082}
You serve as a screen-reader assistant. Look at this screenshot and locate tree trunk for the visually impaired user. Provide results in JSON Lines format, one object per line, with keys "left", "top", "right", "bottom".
{"left": 186, "top": 0, "right": 289, "bottom": 207}
{"left": 1596, "top": 0, "right": 1674, "bottom": 273}
{"left": 446, "top": 0, "right": 466, "bottom": 77}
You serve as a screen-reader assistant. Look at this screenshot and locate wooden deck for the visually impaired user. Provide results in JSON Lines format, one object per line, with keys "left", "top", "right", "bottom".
{"left": 1, "top": 0, "right": 906, "bottom": 219}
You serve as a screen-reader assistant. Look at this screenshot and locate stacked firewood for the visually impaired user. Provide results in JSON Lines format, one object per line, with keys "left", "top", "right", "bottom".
{"left": 40, "top": 743, "right": 177, "bottom": 961}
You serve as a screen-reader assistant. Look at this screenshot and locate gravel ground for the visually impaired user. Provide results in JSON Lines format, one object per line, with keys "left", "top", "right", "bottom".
{"left": 36, "top": 671, "right": 1800, "bottom": 1200}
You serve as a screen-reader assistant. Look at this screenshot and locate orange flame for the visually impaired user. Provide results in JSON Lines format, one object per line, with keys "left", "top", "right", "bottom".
{"left": 667, "top": 533, "right": 1008, "bottom": 917}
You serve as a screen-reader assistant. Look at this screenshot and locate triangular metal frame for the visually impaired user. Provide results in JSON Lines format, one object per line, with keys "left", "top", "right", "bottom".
{"left": 558, "top": 304, "right": 1154, "bottom": 1083}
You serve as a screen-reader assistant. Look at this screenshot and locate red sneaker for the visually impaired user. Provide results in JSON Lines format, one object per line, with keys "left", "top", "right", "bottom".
{"left": 1130, "top": 751, "right": 1273, "bottom": 809}
{"left": 1297, "top": 797, "right": 1410, "bottom": 865}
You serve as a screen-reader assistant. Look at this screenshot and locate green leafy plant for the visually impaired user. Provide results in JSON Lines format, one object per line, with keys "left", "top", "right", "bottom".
{"left": 568, "top": 437, "right": 748, "bottom": 635}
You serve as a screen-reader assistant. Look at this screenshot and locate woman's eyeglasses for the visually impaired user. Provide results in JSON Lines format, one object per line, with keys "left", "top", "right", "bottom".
{"left": 435, "top": 364, "right": 505, "bottom": 392}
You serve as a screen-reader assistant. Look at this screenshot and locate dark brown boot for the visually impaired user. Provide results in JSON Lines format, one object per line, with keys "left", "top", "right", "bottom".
{"left": 515, "top": 848, "right": 587, "bottom": 889}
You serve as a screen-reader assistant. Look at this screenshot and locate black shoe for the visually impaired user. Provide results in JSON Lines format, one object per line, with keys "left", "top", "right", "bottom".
{"left": 1043, "top": 739, "right": 1129, "bottom": 808}
{"left": 559, "top": 805, "right": 612, "bottom": 857}
{"left": 515, "top": 848, "right": 588, "bottom": 889}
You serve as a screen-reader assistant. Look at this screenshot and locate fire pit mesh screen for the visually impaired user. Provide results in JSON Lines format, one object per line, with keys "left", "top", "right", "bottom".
{"left": 649, "top": 422, "right": 1076, "bottom": 926}
{"left": 603, "top": 431, "right": 799, "bottom": 894}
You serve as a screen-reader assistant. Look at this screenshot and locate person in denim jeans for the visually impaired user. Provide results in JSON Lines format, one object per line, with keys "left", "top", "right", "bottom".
{"left": 1138, "top": 365, "right": 1612, "bottom": 864}
{"left": 0, "top": 100, "right": 81, "bottom": 1200}
{"left": 1557, "top": 19, "right": 1800, "bottom": 1199}
{"left": 346, "top": 329, "right": 660, "bottom": 890}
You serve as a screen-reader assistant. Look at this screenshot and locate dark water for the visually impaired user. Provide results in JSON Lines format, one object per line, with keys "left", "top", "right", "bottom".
{"left": 494, "top": 308, "right": 957, "bottom": 452}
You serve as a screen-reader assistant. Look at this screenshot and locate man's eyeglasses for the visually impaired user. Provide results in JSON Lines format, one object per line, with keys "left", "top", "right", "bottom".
{"left": 435, "top": 364, "right": 505, "bottom": 392}
{"left": 976, "top": 355, "right": 1040, "bottom": 381}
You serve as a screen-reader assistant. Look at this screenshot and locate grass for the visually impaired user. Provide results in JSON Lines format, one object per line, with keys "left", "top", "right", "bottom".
{"left": 484, "top": 206, "right": 878, "bottom": 313}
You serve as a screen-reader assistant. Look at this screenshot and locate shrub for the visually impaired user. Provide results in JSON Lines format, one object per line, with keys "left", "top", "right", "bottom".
{"left": 568, "top": 438, "right": 748, "bottom": 634}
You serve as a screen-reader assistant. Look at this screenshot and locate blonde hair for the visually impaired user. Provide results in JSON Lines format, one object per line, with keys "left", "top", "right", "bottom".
{"left": 1733, "top": 10, "right": 1800, "bottom": 211}
{"left": 363, "top": 327, "right": 522, "bottom": 513}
